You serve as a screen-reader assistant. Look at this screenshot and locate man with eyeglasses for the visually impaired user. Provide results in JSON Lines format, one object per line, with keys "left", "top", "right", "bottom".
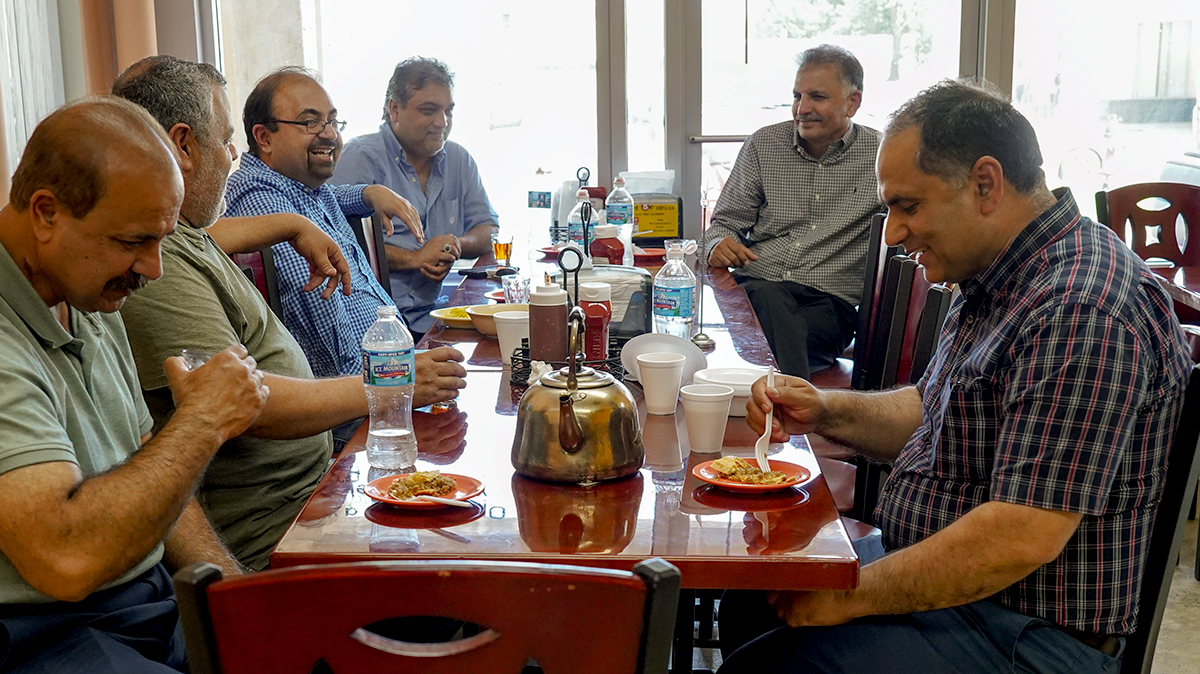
{"left": 226, "top": 68, "right": 460, "bottom": 388}
{"left": 331, "top": 57, "right": 499, "bottom": 335}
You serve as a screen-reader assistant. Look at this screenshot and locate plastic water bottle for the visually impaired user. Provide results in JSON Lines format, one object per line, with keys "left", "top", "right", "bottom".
{"left": 567, "top": 188, "right": 600, "bottom": 248}
{"left": 362, "top": 305, "right": 417, "bottom": 469}
{"left": 653, "top": 247, "right": 696, "bottom": 338}
{"left": 606, "top": 176, "right": 635, "bottom": 266}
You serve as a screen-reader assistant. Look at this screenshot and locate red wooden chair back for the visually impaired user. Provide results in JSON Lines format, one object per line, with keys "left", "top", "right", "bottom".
{"left": 1096, "top": 182, "right": 1200, "bottom": 266}
{"left": 229, "top": 248, "right": 283, "bottom": 318}
{"left": 175, "top": 558, "right": 679, "bottom": 674}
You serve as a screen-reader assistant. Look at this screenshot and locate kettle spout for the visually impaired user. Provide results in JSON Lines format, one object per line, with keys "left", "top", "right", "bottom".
{"left": 558, "top": 393, "right": 585, "bottom": 453}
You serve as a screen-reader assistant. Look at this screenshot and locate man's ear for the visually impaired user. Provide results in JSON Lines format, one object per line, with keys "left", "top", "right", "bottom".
{"left": 28, "top": 190, "right": 62, "bottom": 243}
{"left": 386, "top": 99, "right": 402, "bottom": 123}
{"left": 252, "top": 124, "right": 273, "bottom": 157}
{"left": 845, "top": 90, "right": 863, "bottom": 118}
{"left": 168, "top": 123, "right": 197, "bottom": 173}
{"left": 971, "top": 156, "right": 1004, "bottom": 215}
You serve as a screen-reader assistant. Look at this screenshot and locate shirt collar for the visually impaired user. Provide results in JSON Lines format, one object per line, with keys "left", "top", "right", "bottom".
{"left": 794, "top": 122, "right": 858, "bottom": 162}
{"left": 379, "top": 121, "right": 447, "bottom": 169}
{"left": 963, "top": 187, "right": 1081, "bottom": 298}
{"left": 0, "top": 243, "right": 74, "bottom": 349}
{"left": 239, "top": 153, "right": 328, "bottom": 197}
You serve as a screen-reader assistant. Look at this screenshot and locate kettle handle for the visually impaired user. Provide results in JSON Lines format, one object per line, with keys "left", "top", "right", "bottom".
{"left": 566, "top": 306, "right": 585, "bottom": 390}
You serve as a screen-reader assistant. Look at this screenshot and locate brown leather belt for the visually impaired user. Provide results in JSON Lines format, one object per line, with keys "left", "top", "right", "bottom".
{"left": 1055, "top": 624, "right": 1123, "bottom": 658}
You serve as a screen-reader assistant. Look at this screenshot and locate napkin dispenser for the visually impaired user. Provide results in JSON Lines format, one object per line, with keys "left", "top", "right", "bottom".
{"left": 549, "top": 265, "right": 653, "bottom": 339}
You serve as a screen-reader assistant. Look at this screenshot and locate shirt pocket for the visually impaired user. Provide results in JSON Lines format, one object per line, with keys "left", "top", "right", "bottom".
{"left": 429, "top": 197, "right": 462, "bottom": 235}
{"left": 935, "top": 373, "right": 1000, "bottom": 482}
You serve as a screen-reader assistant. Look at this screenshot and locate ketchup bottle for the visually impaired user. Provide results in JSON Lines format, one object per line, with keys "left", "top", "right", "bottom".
{"left": 578, "top": 282, "right": 612, "bottom": 361}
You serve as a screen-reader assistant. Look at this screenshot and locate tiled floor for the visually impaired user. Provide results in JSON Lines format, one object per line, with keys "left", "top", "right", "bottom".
{"left": 689, "top": 515, "right": 1200, "bottom": 673}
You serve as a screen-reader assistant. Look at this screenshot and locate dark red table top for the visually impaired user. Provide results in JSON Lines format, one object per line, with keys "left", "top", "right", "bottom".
{"left": 270, "top": 255, "right": 859, "bottom": 591}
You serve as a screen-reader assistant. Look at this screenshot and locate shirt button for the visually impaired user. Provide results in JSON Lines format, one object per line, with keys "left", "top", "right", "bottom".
{"left": 811, "top": 225, "right": 816, "bottom": 230}
{"left": 815, "top": 195, "right": 821, "bottom": 200}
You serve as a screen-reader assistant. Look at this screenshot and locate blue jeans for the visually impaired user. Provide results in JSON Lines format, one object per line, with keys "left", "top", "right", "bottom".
{"left": 0, "top": 564, "right": 186, "bottom": 673}
{"left": 717, "top": 598, "right": 1122, "bottom": 674}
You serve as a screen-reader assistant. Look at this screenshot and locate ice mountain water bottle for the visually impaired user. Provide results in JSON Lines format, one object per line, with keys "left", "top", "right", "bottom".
{"left": 362, "top": 305, "right": 418, "bottom": 469}
{"left": 653, "top": 248, "right": 696, "bottom": 338}
{"left": 606, "top": 176, "right": 635, "bottom": 265}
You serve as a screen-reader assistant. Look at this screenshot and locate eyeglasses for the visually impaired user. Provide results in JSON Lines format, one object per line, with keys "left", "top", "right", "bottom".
{"left": 268, "top": 118, "right": 347, "bottom": 135}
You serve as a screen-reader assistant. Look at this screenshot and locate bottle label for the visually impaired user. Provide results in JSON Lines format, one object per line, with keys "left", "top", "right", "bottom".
{"left": 362, "top": 348, "right": 415, "bottom": 386}
{"left": 527, "top": 190, "right": 552, "bottom": 209}
{"left": 606, "top": 203, "right": 633, "bottom": 225}
{"left": 653, "top": 286, "right": 694, "bottom": 317}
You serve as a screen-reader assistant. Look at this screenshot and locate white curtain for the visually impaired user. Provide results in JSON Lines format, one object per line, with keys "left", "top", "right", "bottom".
{"left": 0, "top": 0, "right": 66, "bottom": 175}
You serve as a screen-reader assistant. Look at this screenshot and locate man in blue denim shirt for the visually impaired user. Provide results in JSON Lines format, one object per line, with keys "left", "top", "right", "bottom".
{"left": 332, "top": 57, "right": 498, "bottom": 334}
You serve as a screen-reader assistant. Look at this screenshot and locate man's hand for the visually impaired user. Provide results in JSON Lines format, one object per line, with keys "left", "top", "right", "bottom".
{"left": 413, "top": 347, "right": 467, "bottom": 408}
{"left": 708, "top": 237, "right": 759, "bottom": 268}
{"left": 288, "top": 218, "right": 352, "bottom": 299}
{"left": 418, "top": 235, "right": 462, "bottom": 281}
{"left": 363, "top": 185, "right": 424, "bottom": 243}
{"left": 164, "top": 344, "right": 269, "bottom": 443}
{"left": 747, "top": 374, "right": 826, "bottom": 442}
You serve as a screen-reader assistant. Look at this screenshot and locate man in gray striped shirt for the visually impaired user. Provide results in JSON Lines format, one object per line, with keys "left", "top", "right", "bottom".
{"left": 703, "top": 45, "right": 882, "bottom": 378}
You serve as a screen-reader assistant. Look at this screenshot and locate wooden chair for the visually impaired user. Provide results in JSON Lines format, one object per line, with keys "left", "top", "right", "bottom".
{"left": 1095, "top": 182, "right": 1200, "bottom": 266}
{"left": 1125, "top": 364, "right": 1200, "bottom": 674}
{"left": 348, "top": 214, "right": 393, "bottom": 295}
{"left": 229, "top": 248, "right": 283, "bottom": 319}
{"left": 175, "top": 558, "right": 680, "bottom": 674}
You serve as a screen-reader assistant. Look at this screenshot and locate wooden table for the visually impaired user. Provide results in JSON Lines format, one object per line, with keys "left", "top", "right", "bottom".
{"left": 270, "top": 256, "right": 859, "bottom": 669}
{"left": 1150, "top": 265, "right": 1200, "bottom": 312}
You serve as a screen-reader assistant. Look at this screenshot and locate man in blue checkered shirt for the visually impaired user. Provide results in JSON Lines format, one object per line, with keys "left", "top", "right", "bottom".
{"left": 225, "top": 67, "right": 456, "bottom": 380}
{"left": 702, "top": 44, "right": 881, "bottom": 379}
{"left": 719, "top": 80, "right": 1191, "bottom": 673}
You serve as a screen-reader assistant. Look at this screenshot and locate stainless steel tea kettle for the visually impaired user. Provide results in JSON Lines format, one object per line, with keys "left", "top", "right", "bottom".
{"left": 512, "top": 307, "right": 643, "bottom": 483}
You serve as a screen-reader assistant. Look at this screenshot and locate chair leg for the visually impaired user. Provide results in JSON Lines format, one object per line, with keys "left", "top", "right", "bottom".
{"left": 672, "top": 589, "right": 696, "bottom": 674}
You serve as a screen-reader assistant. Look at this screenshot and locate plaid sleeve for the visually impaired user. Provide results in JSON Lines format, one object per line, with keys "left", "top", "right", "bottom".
{"left": 334, "top": 183, "right": 372, "bottom": 218}
{"left": 990, "top": 301, "right": 1147, "bottom": 515}
{"left": 703, "top": 136, "right": 764, "bottom": 261}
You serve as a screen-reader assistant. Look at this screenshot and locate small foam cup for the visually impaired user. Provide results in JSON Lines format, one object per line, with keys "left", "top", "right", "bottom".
{"left": 637, "top": 352, "right": 687, "bottom": 415}
{"left": 493, "top": 311, "right": 530, "bottom": 365}
{"left": 680, "top": 384, "right": 735, "bottom": 453}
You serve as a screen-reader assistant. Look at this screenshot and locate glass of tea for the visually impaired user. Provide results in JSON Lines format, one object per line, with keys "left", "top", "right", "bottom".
{"left": 491, "top": 232, "right": 513, "bottom": 266}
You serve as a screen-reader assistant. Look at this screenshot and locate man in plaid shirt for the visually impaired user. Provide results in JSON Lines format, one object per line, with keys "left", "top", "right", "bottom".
{"left": 719, "top": 81, "right": 1190, "bottom": 673}
{"left": 702, "top": 44, "right": 881, "bottom": 379}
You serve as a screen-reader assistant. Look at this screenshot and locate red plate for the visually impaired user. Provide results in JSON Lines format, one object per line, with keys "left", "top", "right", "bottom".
{"left": 538, "top": 246, "right": 562, "bottom": 258}
{"left": 691, "top": 484, "right": 810, "bottom": 512}
{"left": 691, "top": 459, "right": 810, "bottom": 493}
{"left": 364, "top": 502, "right": 485, "bottom": 528}
{"left": 484, "top": 289, "right": 505, "bottom": 302}
{"left": 364, "top": 473, "right": 485, "bottom": 509}
{"left": 633, "top": 248, "right": 666, "bottom": 263}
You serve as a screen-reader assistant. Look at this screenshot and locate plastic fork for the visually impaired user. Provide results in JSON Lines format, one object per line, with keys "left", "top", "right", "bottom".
{"left": 754, "top": 369, "right": 775, "bottom": 472}
{"left": 413, "top": 495, "right": 473, "bottom": 508}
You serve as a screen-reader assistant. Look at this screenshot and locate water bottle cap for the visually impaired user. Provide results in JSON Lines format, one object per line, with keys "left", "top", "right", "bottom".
{"left": 530, "top": 284, "right": 568, "bottom": 306}
{"left": 666, "top": 249, "right": 686, "bottom": 260}
{"left": 579, "top": 282, "right": 611, "bottom": 302}
{"left": 593, "top": 224, "right": 618, "bottom": 239}
{"left": 613, "top": 176, "right": 626, "bottom": 187}
{"left": 575, "top": 189, "right": 589, "bottom": 200}
{"left": 376, "top": 305, "right": 398, "bottom": 317}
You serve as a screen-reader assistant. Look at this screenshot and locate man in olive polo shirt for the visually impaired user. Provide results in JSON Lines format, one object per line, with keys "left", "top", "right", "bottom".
{"left": 0, "top": 97, "right": 269, "bottom": 671}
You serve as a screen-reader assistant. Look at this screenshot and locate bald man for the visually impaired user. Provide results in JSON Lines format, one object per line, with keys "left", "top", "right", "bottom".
{"left": 0, "top": 97, "right": 269, "bottom": 672}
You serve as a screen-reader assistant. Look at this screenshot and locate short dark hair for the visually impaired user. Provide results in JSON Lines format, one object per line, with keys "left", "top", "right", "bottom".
{"left": 383, "top": 57, "right": 454, "bottom": 120}
{"left": 243, "top": 66, "right": 321, "bottom": 157}
{"left": 10, "top": 96, "right": 175, "bottom": 217}
{"left": 796, "top": 44, "right": 864, "bottom": 93}
{"left": 886, "top": 78, "right": 1045, "bottom": 194}
{"left": 112, "top": 55, "right": 226, "bottom": 144}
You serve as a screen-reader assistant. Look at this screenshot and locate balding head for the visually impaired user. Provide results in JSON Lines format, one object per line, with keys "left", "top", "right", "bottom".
{"left": 10, "top": 96, "right": 181, "bottom": 218}
{"left": 3, "top": 96, "right": 183, "bottom": 313}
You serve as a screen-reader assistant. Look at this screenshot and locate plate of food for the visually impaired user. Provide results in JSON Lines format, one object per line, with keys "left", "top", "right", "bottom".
{"left": 539, "top": 246, "right": 563, "bottom": 258}
{"left": 633, "top": 247, "right": 666, "bottom": 264}
{"left": 485, "top": 288, "right": 506, "bottom": 302}
{"left": 429, "top": 307, "right": 475, "bottom": 329}
{"left": 692, "top": 457, "right": 810, "bottom": 493}
{"left": 364, "top": 471, "right": 485, "bottom": 509}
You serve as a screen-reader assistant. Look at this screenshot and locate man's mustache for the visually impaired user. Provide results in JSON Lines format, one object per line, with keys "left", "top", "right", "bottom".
{"left": 105, "top": 272, "right": 148, "bottom": 293}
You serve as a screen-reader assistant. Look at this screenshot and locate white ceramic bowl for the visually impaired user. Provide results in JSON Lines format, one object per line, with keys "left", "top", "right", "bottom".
{"left": 466, "top": 303, "right": 528, "bottom": 336}
{"left": 692, "top": 366, "right": 769, "bottom": 417}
